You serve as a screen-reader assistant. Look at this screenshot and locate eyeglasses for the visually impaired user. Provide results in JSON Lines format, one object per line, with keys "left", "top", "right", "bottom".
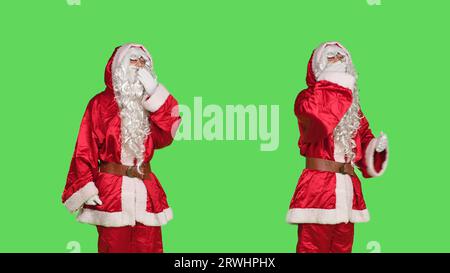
{"left": 129, "top": 56, "right": 147, "bottom": 67}
{"left": 326, "top": 52, "right": 345, "bottom": 62}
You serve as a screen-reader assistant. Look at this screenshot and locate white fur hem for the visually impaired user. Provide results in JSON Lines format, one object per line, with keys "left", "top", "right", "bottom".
{"left": 317, "top": 72, "right": 355, "bottom": 90}
{"left": 76, "top": 207, "right": 173, "bottom": 227}
{"left": 286, "top": 208, "right": 370, "bottom": 224}
{"left": 76, "top": 175, "right": 173, "bottom": 227}
{"left": 365, "top": 138, "right": 389, "bottom": 177}
{"left": 285, "top": 168, "right": 369, "bottom": 225}
{"left": 142, "top": 84, "right": 170, "bottom": 112}
{"left": 73, "top": 120, "right": 175, "bottom": 228}
{"left": 64, "top": 182, "right": 98, "bottom": 213}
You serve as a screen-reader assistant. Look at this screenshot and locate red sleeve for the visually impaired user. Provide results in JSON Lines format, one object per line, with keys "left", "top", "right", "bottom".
{"left": 295, "top": 81, "right": 353, "bottom": 143}
{"left": 142, "top": 84, "right": 181, "bottom": 149}
{"left": 61, "top": 98, "right": 100, "bottom": 213}
{"left": 355, "top": 112, "right": 389, "bottom": 178}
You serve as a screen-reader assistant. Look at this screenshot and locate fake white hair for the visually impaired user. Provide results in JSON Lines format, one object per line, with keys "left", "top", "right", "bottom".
{"left": 112, "top": 47, "right": 154, "bottom": 174}
{"left": 335, "top": 82, "right": 362, "bottom": 164}
{"left": 313, "top": 42, "right": 363, "bottom": 163}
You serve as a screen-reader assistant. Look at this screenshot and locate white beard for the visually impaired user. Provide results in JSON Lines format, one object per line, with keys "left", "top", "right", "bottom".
{"left": 112, "top": 64, "right": 151, "bottom": 172}
{"left": 323, "top": 60, "right": 348, "bottom": 73}
{"left": 333, "top": 87, "right": 361, "bottom": 164}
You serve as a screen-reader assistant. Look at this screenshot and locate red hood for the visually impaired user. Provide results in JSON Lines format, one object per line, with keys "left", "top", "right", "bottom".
{"left": 103, "top": 43, "right": 153, "bottom": 93}
{"left": 104, "top": 47, "right": 119, "bottom": 92}
{"left": 305, "top": 52, "right": 316, "bottom": 89}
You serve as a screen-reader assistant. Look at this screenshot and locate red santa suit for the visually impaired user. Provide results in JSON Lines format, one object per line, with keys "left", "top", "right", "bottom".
{"left": 286, "top": 42, "right": 388, "bottom": 253}
{"left": 61, "top": 43, "right": 181, "bottom": 253}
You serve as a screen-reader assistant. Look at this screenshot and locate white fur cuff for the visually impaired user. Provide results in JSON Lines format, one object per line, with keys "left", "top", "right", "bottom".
{"left": 365, "top": 138, "right": 389, "bottom": 177}
{"left": 142, "top": 84, "right": 170, "bottom": 112}
{"left": 318, "top": 72, "right": 355, "bottom": 90}
{"left": 64, "top": 182, "right": 98, "bottom": 213}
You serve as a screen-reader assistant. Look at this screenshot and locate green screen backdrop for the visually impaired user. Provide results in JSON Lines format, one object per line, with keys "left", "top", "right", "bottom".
{"left": 0, "top": 0, "right": 448, "bottom": 253}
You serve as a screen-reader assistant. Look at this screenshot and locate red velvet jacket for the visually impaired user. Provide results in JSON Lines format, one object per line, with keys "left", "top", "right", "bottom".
{"left": 62, "top": 44, "right": 181, "bottom": 227}
{"left": 287, "top": 42, "right": 388, "bottom": 224}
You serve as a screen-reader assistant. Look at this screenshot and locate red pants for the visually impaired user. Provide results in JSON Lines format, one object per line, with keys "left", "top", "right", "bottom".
{"left": 296, "top": 223, "right": 354, "bottom": 253}
{"left": 96, "top": 223, "right": 163, "bottom": 253}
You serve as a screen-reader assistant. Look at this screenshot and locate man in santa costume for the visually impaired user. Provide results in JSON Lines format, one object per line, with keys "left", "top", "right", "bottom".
{"left": 61, "top": 43, "right": 181, "bottom": 253}
{"left": 286, "top": 41, "right": 388, "bottom": 253}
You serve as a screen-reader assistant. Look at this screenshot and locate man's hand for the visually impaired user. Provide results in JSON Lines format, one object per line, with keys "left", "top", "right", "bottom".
{"left": 137, "top": 69, "right": 158, "bottom": 95}
{"left": 375, "top": 132, "right": 388, "bottom": 152}
{"left": 85, "top": 195, "right": 103, "bottom": 206}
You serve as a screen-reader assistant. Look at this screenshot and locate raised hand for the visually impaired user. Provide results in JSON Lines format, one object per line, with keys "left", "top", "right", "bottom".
{"left": 375, "top": 132, "right": 388, "bottom": 153}
{"left": 137, "top": 68, "right": 158, "bottom": 95}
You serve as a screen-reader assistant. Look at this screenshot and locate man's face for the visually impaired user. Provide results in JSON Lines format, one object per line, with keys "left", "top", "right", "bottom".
{"left": 324, "top": 44, "right": 347, "bottom": 64}
{"left": 319, "top": 46, "right": 349, "bottom": 74}
{"left": 126, "top": 46, "right": 149, "bottom": 69}
{"left": 130, "top": 56, "right": 146, "bottom": 68}
{"left": 123, "top": 48, "right": 149, "bottom": 84}
{"left": 327, "top": 52, "right": 345, "bottom": 64}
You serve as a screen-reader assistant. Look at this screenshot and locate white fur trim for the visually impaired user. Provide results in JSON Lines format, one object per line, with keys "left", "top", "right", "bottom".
{"left": 287, "top": 208, "right": 340, "bottom": 224}
{"left": 365, "top": 138, "right": 389, "bottom": 177}
{"left": 76, "top": 175, "right": 173, "bottom": 227}
{"left": 64, "top": 182, "right": 98, "bottom": 213}
{"left": 134, "top": 178, "right": 173, "bottom": 226}
{"left": 142, "top": 84, "right": 170, "bottom": 112}
{"left": 317, "top": 72, "right": 355, "bottom": 90}
{"left": 334, "top": 141, "right": 346, "bottom": 163}
{"left": 286, "top": 173, "right": 370, "bottom": 224}
{"left": 77, "top": 207, "right": 173, "bottom": 227}
{"left": 286, "top": 208, "right": 369, "bottom": 224}
{"left": 335, "top": 173, "right": 354, "bottom": 222}
{"left": 350, "top": 209, "right": 370, "bottom": 223}
{"left": 333, "top": 139, "right": 356, "bottom": 222}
